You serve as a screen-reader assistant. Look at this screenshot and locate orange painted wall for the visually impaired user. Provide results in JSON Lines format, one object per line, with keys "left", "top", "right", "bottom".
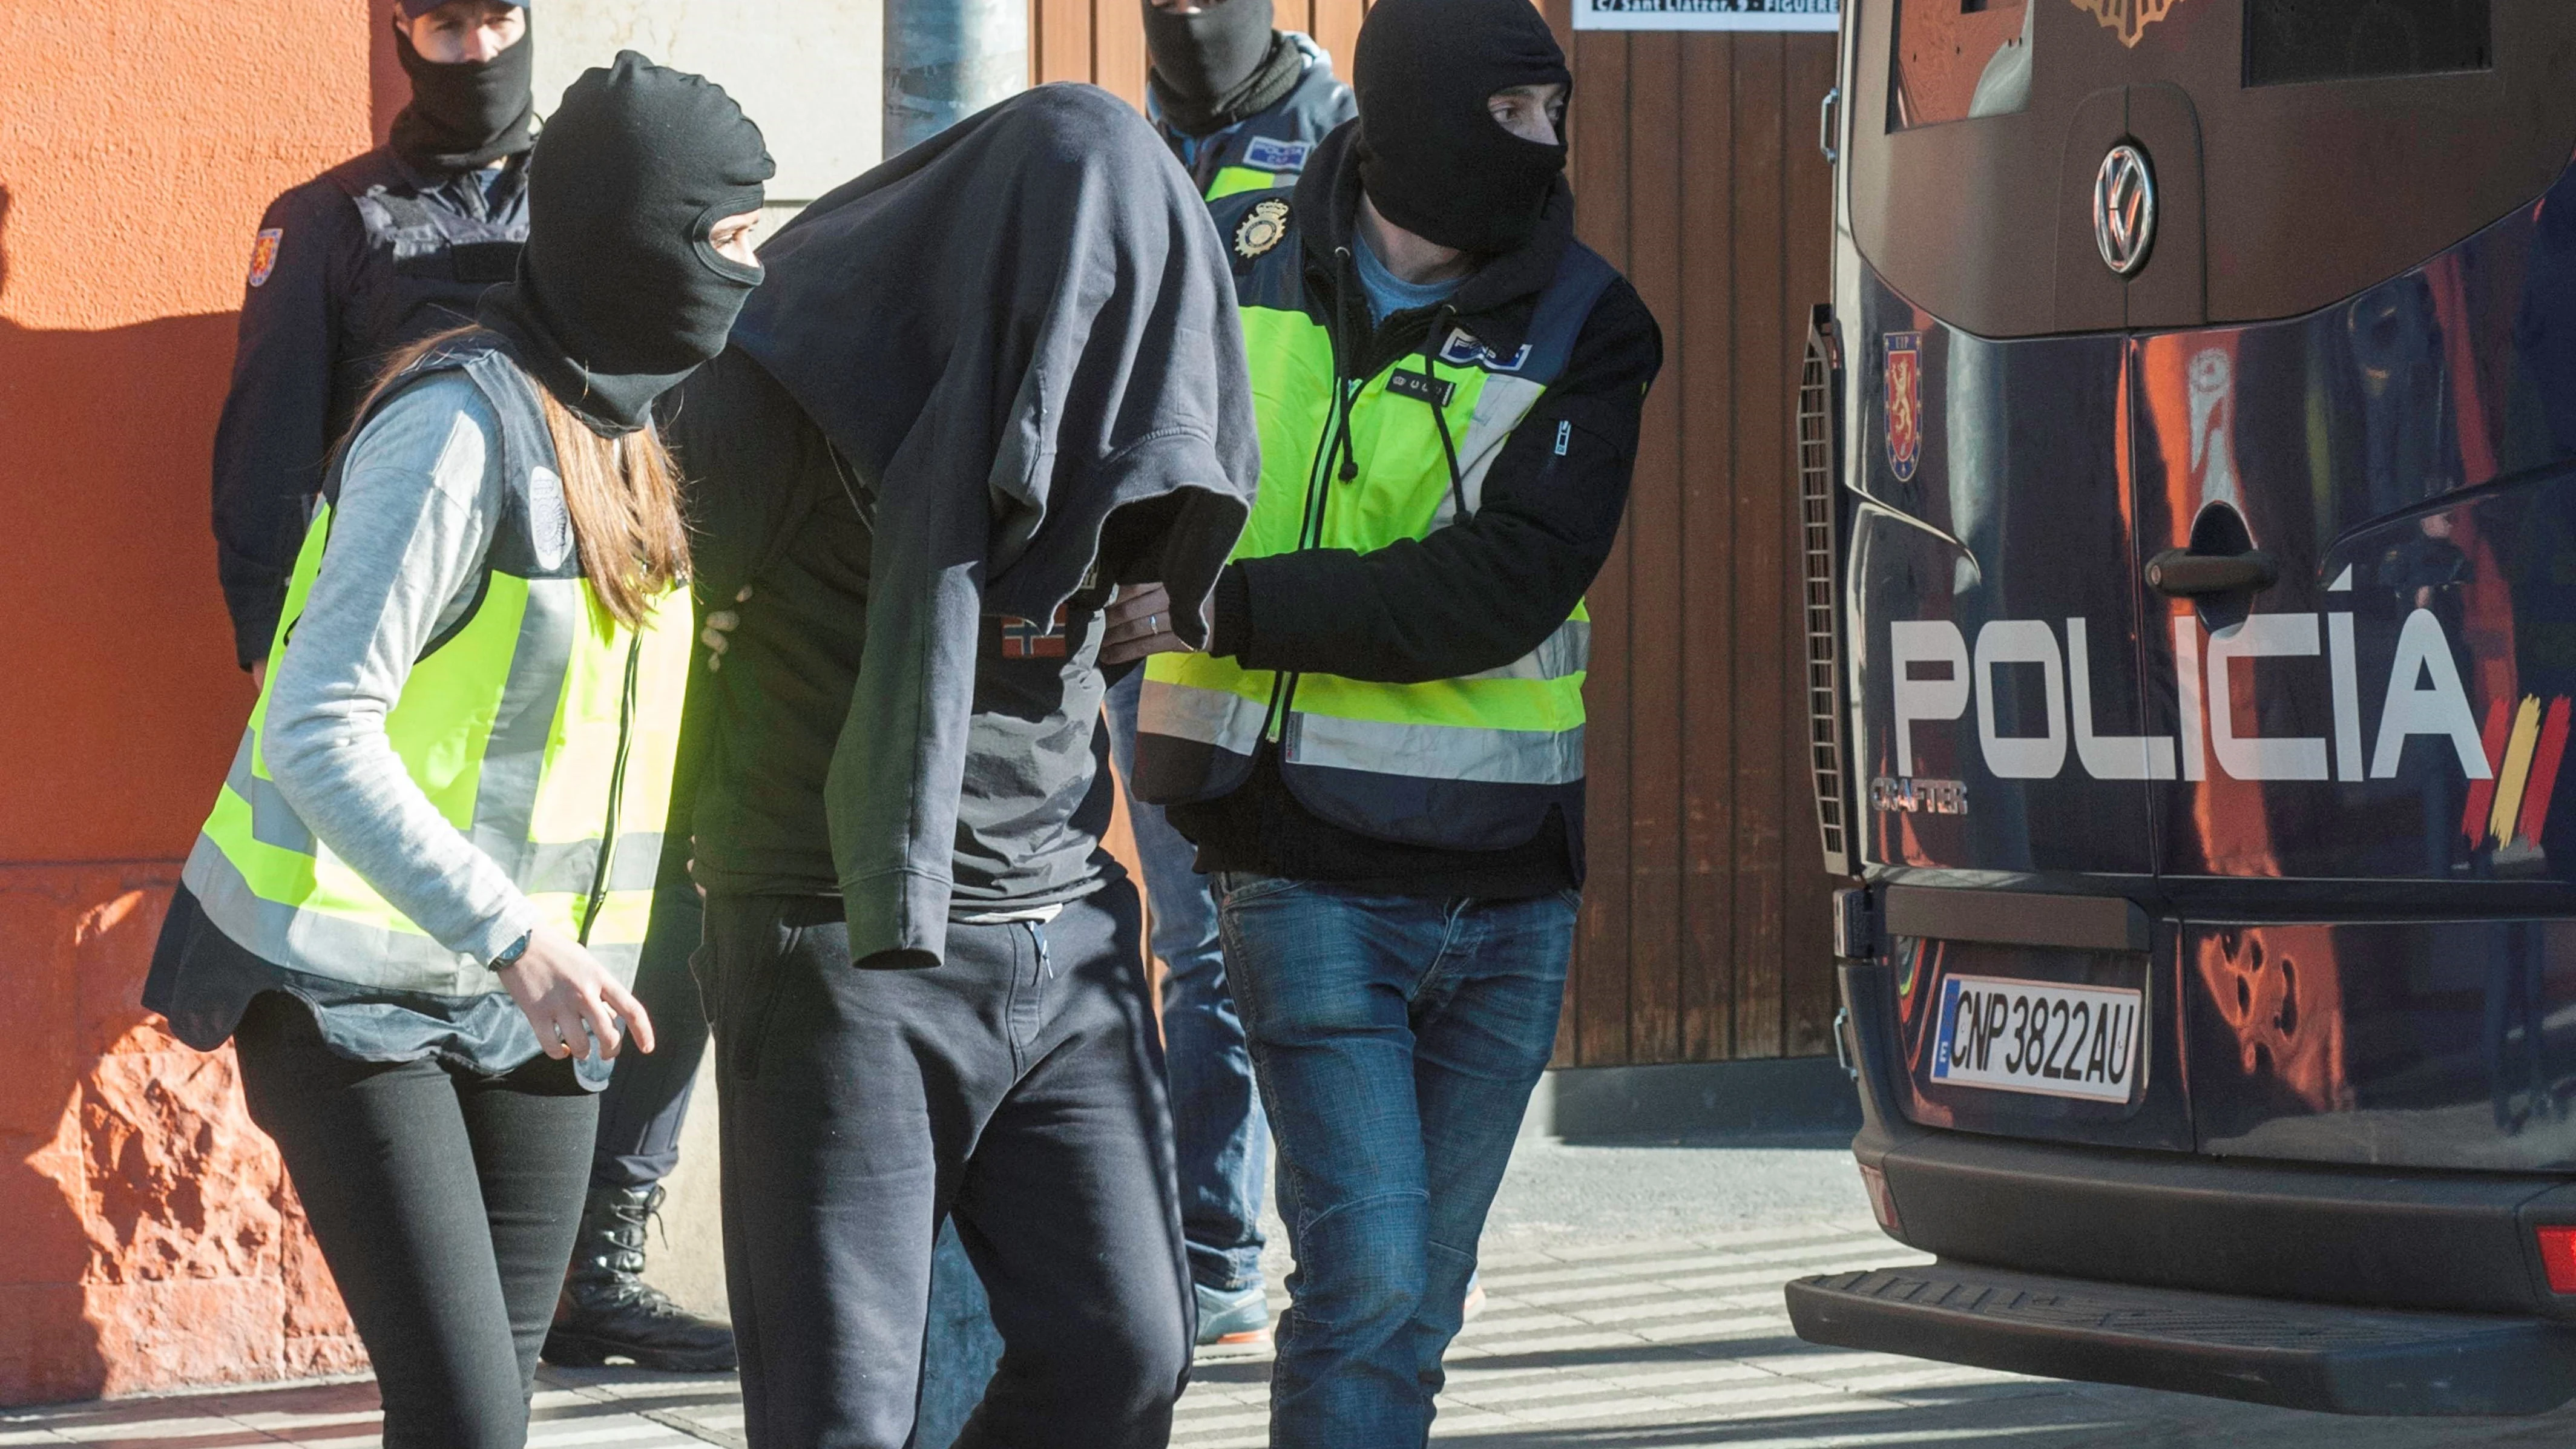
{"left": 0, "top": 1, "right": 378, "bottom": 1405}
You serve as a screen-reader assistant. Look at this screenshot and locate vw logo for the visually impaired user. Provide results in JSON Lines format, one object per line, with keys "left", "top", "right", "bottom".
{"left": 2094, "top": 143, "right": 2157, "bottom": 277}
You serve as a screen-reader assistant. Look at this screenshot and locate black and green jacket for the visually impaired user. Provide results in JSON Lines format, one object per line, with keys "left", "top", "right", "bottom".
{"left": 1158, "top": 122, "right": 1664, "bottom": 896}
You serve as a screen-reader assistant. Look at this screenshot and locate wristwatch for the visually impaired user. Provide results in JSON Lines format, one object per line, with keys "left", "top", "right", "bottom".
{"left": 490, "top": 930, "right": 534, "bottom": 971}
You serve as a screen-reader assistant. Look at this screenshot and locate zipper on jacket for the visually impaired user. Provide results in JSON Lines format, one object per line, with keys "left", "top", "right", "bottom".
{"left": 1261, "top": 254, "right": 1367, "bottom": 751}
{"left": 578, "top": 631, "right": 644, "bottom": 945}
{"left": 1261, "top": 384, "right": 1350, "bottom": 748}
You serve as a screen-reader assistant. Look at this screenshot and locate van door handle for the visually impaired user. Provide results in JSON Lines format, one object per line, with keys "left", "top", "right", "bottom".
{"left": 2145, "top": 548, "right": 2278, "bottom": 597}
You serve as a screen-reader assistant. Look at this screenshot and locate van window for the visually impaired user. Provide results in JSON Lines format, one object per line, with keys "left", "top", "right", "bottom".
{"left": 1891, "top": 0, "right": 2032, "bottom": 130}
{"left": 2246, "top": 0, "right": 2491, "bottom": 87}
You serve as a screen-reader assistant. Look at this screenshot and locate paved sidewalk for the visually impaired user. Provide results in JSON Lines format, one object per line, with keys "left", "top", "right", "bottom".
{"left": 0, "top": 1371, "right": 746, "bottom": 1448}
{"left": 12, "top": 1137, "right": 2576, "bottom": 1447}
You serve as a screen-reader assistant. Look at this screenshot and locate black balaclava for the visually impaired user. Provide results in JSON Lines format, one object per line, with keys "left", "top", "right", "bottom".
{"left": 388, "top": 9, "right": 537, "bottom": 173}
{"left": 478, "top": 51, "right": 773, "bottom": 435}
{"left": 1143, "top": 0, "right": 1294, "bottom": 137}
{"left": 1353, "top": 0, "right": 1571, "bottom": 255}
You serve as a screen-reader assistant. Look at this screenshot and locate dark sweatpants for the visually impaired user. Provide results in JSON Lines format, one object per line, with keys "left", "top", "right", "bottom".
{"left": 235, "top": 993, "right": 597, "bottom": 1449}
{"left": 700, "top": 876, "right": 1192, "bottom": 1449}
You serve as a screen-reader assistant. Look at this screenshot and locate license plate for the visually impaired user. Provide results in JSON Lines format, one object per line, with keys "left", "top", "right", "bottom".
{"left": 1930, "top": 974, "right": 2142, "bottom": 1103}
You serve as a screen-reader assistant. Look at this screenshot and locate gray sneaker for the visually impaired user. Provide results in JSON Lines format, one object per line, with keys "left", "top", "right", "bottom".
{"left": 1195, "top": 1281, "right": 1272, "bottom": 1347}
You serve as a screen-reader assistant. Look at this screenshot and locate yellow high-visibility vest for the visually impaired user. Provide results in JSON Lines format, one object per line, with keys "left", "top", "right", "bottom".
{"left": 1137, "top": 192, "right": 1616, "bottom": 850}
{"left": 185, "top": 343, "right": 692, "bottom": 994}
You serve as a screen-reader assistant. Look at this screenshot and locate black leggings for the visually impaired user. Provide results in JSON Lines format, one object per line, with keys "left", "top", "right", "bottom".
{"left": 590, "top": 884, "right": 711, "bottom": 1189}
{"left": 235, "top": 993, "right": 598, "bottom": 1449}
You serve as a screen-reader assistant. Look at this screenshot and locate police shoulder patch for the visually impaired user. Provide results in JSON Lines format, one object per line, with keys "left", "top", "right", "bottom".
{"left": 1436, "top": 326, "right": 1531, "bottom": 374}
{"left": 1234, "top": 199, "right": 1291, "bottom": 261}
{"left": 1241, "top": 136, "right": 1310, "bottom": 174}
{"left": 247, "top": 228, "right": 284, "bottom": 289}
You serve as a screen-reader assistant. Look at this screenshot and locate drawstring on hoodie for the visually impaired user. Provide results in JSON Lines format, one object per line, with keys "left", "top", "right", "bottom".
{"left": 1330, "top": 246, "right": 1363, "bottom": 484}
{"left": 1418, "top": 301, "right": 1469, "bottom": 521}
{"left": 1268, "top": 242, "right": 1375, "bottom": 754}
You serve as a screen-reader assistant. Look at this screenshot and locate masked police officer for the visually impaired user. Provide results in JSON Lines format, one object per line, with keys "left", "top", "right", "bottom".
{"left": 1119, "top": 0, "right": 1660, "bottom": 1438}
{"left": 1142, "top": 0, "right": 1355, "bottom": 200}
{"left": 207, "top": 0, "right": 735, "bottom": 1376}
{"left": 215, "top": 0, "right": 536, "bottom": 677}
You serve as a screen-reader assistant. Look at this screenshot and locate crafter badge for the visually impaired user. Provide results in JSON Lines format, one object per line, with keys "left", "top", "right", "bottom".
{"left": 1234, "top": 199, "right": 1290, "bottom": 261}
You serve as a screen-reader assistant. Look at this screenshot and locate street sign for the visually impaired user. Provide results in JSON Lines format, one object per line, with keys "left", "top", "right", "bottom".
{"left": 1571, "top": 0, "right": 1837, "bottom": 33}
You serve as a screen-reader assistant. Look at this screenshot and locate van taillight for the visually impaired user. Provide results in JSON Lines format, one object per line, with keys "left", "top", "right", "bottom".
{"left": 2537, "top": 1226, "right": 2576, "bottom": 1293}
{"left": 1858, "top": 1163, "right": 1902, "bottom": 1237}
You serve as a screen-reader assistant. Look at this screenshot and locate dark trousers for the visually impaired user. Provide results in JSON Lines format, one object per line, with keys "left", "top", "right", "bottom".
{"left": 234, "top": 993, "right": 597, "bottom": 1449}
{"left": 590, "top": 884, "right": 711, "bottom": 1190}
{"left": 700, "top": 878, "right": 1192, "bottom": 1449}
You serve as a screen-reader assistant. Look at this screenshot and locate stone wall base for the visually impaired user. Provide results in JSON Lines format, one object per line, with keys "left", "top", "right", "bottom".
{"left": 0, "top": 866, "right": 361, "bottom": 1407}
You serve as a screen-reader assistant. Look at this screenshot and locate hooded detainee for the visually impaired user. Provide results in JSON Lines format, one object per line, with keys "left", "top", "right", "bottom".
{"left": 663, "top": 83, "right": 1260, "bottom": 1449}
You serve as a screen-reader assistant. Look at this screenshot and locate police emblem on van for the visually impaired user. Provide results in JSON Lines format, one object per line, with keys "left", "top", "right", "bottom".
{"left": 2068, "top": 0, "right": 2183, "bottom": 49}
{"left": 1884, "top": 332, "right": 1922, "bottom": 484}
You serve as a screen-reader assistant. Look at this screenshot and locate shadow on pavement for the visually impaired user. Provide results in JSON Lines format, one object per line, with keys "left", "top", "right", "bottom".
{"left": 1453, "top": 1336, "right": 1813, "bottom": 1372}
{"left": 1424, "top": 1378, "right": 2576, "bottom": 1449}
{"left": 1551, "top": 1131, "right": 1856, "bottom": 1151}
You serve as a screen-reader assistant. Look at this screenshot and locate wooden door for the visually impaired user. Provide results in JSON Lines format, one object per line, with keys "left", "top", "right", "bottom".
{"left": 1032, "top": 0, "right": 1841, "bottom": 1068}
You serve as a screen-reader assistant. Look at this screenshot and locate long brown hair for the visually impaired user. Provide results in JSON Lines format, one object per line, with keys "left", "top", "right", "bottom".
{"left": 345, "top": 327, "right": 689, "bottom": 628}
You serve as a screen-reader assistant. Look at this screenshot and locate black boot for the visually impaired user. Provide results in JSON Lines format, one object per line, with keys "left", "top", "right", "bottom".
{"left": 542, "top": 1184, "right": 739, "bottom": 1372}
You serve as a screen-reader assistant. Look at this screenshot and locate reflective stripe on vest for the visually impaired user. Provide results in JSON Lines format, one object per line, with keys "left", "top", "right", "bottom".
{"left": 1137, "top": 211, "right": 1615, "bottom": 850}
{"left": 1206, "top": 165, "right": 1296, "bottom": 200}
{"left": 183, "top": 348, "right": 690, "bottom": 994}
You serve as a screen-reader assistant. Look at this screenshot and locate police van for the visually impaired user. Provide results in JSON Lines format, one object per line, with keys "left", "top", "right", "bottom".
{"left": 1784, "top": 0, "right": 2576, "bottom": 1416}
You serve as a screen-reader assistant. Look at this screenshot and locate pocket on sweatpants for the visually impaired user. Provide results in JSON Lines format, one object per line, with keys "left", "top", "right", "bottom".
{"left": 689, "top": 941, "right": 721, "bottom": 1030}
{"left": 714, "top": 914, "right": 798, "bottom": 1083}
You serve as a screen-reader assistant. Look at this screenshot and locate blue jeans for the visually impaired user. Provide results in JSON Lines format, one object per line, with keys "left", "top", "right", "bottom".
{"left": 1218, "top": 875, "right": 1576, "bottom": 1448}
{"left": 1105, "top": 670, "right": 1270, "bottom": 1292}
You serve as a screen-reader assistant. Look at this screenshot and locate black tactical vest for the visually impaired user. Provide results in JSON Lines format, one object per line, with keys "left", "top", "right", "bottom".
{"left": 323, "top": 148, "right": 530, "bottom": 435}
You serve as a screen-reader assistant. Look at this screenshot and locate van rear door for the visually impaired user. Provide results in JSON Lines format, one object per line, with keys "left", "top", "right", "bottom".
{"left": 1839, "top": 0, "right": 2179, "bottom": 1151}
{"left": 1842, "top": 0, "right": 2167, "bottom": 885}
{"left": 2111, "top": 2, "right": 2576, "bottom": 1168}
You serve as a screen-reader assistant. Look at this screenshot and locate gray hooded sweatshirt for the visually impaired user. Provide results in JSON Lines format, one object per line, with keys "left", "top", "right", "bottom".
{"left": 717, "top": 84, "right": 1258, "bottom": 968}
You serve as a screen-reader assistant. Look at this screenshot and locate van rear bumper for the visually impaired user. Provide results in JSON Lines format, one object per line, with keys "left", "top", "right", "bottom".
{"left": 1836, "top": 961, "right": 2576, "bottom": 1320}
{"left": 1787, "top": 1258, "right": 2576, "bottom": 1416}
